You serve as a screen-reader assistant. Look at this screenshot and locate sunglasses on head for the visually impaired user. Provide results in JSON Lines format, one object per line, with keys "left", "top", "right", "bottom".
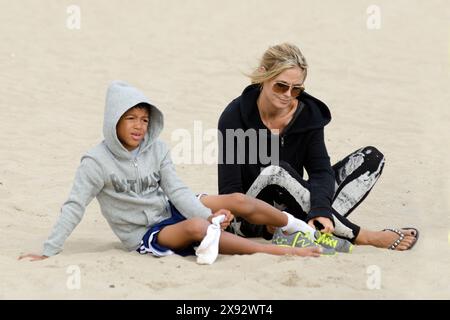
{"left": 272, "top": 81, "right": 305, "bottom": 98}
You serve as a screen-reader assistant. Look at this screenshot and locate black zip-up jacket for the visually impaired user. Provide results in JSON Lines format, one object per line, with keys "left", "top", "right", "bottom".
{"left": 218, "top": 84, "right": 335, "bottom": 222}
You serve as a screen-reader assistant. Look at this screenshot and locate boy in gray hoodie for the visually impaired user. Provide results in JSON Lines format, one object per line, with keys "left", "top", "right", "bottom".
{"left": 19, "top": 81, "right": 322, "bottom": 261}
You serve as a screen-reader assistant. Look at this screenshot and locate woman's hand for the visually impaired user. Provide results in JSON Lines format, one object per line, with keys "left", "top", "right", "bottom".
{"left": 208, "top": 209, "right": 234, "bottom": 230}
{"left": 18, "top": 254, "right": 48, "bottom": 261}
{"left": 308, "top": 217, "right": 334, "bottom": 234}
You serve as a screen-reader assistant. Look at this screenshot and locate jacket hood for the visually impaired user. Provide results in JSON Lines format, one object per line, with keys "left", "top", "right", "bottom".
{"left": 240, "top": 84, "right": 331, "bottom": 133}
{"left": 103, "top": 80, "right": 164, "bottom": 159}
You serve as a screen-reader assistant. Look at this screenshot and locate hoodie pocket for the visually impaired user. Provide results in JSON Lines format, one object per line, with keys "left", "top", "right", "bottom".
{"left": 143, "top": 204, "right": 170, "bottom": 227}
{"left": 143, "top": 209, "right": 158, "bottom": 227}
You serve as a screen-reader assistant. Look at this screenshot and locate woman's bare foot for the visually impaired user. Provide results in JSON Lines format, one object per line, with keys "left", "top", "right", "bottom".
{"left": 355, "top": 228, "right": 418, "bottom": 250}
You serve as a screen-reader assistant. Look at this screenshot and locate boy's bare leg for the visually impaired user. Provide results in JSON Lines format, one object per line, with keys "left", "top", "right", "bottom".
{"left": 157, "top": 217, "right": 209, "bottom": 250}
{"left": 218, "top": 231, "right": 321, "bottom": 257}
{"left": 200, "top": 193, "right": 287, "bottom": 227}
{"left": 157, "top": 217, "right": 321, "bottom": 257}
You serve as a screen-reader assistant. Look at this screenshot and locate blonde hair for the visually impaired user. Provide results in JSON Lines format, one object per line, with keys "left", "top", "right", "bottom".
{"left": 249, "top": 43, "right": 308, "bottom": 84}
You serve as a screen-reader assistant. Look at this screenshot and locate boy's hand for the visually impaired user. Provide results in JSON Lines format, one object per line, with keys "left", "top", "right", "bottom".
{"left": 208, "top": 209, "right": 234, "bottom": 230}
{"left": 265, "top": 225, "right": 276, "bottom": 234}
{"left": 18, "top": 254, "right": 48, "bottom": 261}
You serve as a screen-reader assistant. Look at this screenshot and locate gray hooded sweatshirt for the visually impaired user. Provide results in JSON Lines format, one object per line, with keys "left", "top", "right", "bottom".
{"left": 42, "top": 81, "right": 212, "bottom": 256}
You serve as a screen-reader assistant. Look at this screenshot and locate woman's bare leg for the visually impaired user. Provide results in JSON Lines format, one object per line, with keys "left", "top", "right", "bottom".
{"left": 355, "top": 228, "right": 417, "bottom": 250}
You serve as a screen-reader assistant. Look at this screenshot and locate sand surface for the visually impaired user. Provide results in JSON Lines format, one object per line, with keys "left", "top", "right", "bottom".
{"left": 1, "top": 0, "right": 449, "bottom": 299}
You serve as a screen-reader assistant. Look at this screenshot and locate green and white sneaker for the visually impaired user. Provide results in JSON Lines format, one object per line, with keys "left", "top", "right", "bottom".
{"left": 271, "top": 228, "right": 336, "bottom": 256}
{"left": 313, "top": 231, "right": 354, "bottom": 253}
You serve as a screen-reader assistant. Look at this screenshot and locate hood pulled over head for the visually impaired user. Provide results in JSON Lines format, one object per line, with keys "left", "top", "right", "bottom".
{"left": 103, "top": 80, "right": 164, "bottom": 158}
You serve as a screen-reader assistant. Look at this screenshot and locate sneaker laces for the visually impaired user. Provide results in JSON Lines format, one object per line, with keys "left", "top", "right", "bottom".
{"left": 315, "top": 233, "right": 338, "bottom": 248}
{"left": 271, "top": 229, "right": 336, "bottom": 255}
{"left": 314, "top": 231, "right": 354, "bottom": 253}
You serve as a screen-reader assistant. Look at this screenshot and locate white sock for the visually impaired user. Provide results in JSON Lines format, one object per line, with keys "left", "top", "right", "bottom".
{"left": 280, "top": 211, "right": 316, "bottom": 239}
{"left": 196, "top": 215, "right": 225, "bottom": 265}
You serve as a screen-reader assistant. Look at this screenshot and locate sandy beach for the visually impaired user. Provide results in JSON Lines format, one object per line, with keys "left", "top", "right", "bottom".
{"left": 1, "top": 0, "right": 449, "bottom": 299}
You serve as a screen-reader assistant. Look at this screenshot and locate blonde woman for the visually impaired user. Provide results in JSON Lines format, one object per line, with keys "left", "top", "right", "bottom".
{"left": 218, "top": 43, "right": 418, "bottom": 251}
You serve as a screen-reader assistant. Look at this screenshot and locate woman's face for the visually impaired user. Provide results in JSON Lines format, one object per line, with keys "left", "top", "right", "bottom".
{"left": 260, "top": 66, "right": 305, "bottom": 111}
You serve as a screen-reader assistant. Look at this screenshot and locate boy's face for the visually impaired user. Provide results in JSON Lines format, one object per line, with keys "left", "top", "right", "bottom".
{"left": 116, "top": 107, "right": 149, "bottom": 151}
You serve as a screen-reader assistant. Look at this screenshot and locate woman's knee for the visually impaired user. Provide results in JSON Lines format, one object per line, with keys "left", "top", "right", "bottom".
{"left": 268, "top": 161, "right": 304, "bottom": 183}
{"left": 259, "top": 162, "right": 295, "bottom": 177}
{"left": 361, "top": 146, "right": 384, "bottom": 162}
{"left": 278, "top": 160, "right": 296, "bottom": 173}
{"left": 359, "top": 146, "right": 386, "bottom": 173}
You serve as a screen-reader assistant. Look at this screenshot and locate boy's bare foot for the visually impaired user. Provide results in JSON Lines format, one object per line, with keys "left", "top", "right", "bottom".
{"left": 18, "top": 254, "right": 48, "bottom": 261}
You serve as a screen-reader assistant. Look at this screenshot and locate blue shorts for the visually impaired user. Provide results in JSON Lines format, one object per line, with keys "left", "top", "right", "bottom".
{"left": 136, "top": 202, "right": 198, "bottom": 257}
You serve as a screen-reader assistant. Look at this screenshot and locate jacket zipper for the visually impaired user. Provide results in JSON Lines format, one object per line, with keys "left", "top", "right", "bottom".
{"left": 132, "top": 159, "right": 140, "bottom": 194}
{"left": 281, "top": 135, "right": 285, "bottom": 147}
